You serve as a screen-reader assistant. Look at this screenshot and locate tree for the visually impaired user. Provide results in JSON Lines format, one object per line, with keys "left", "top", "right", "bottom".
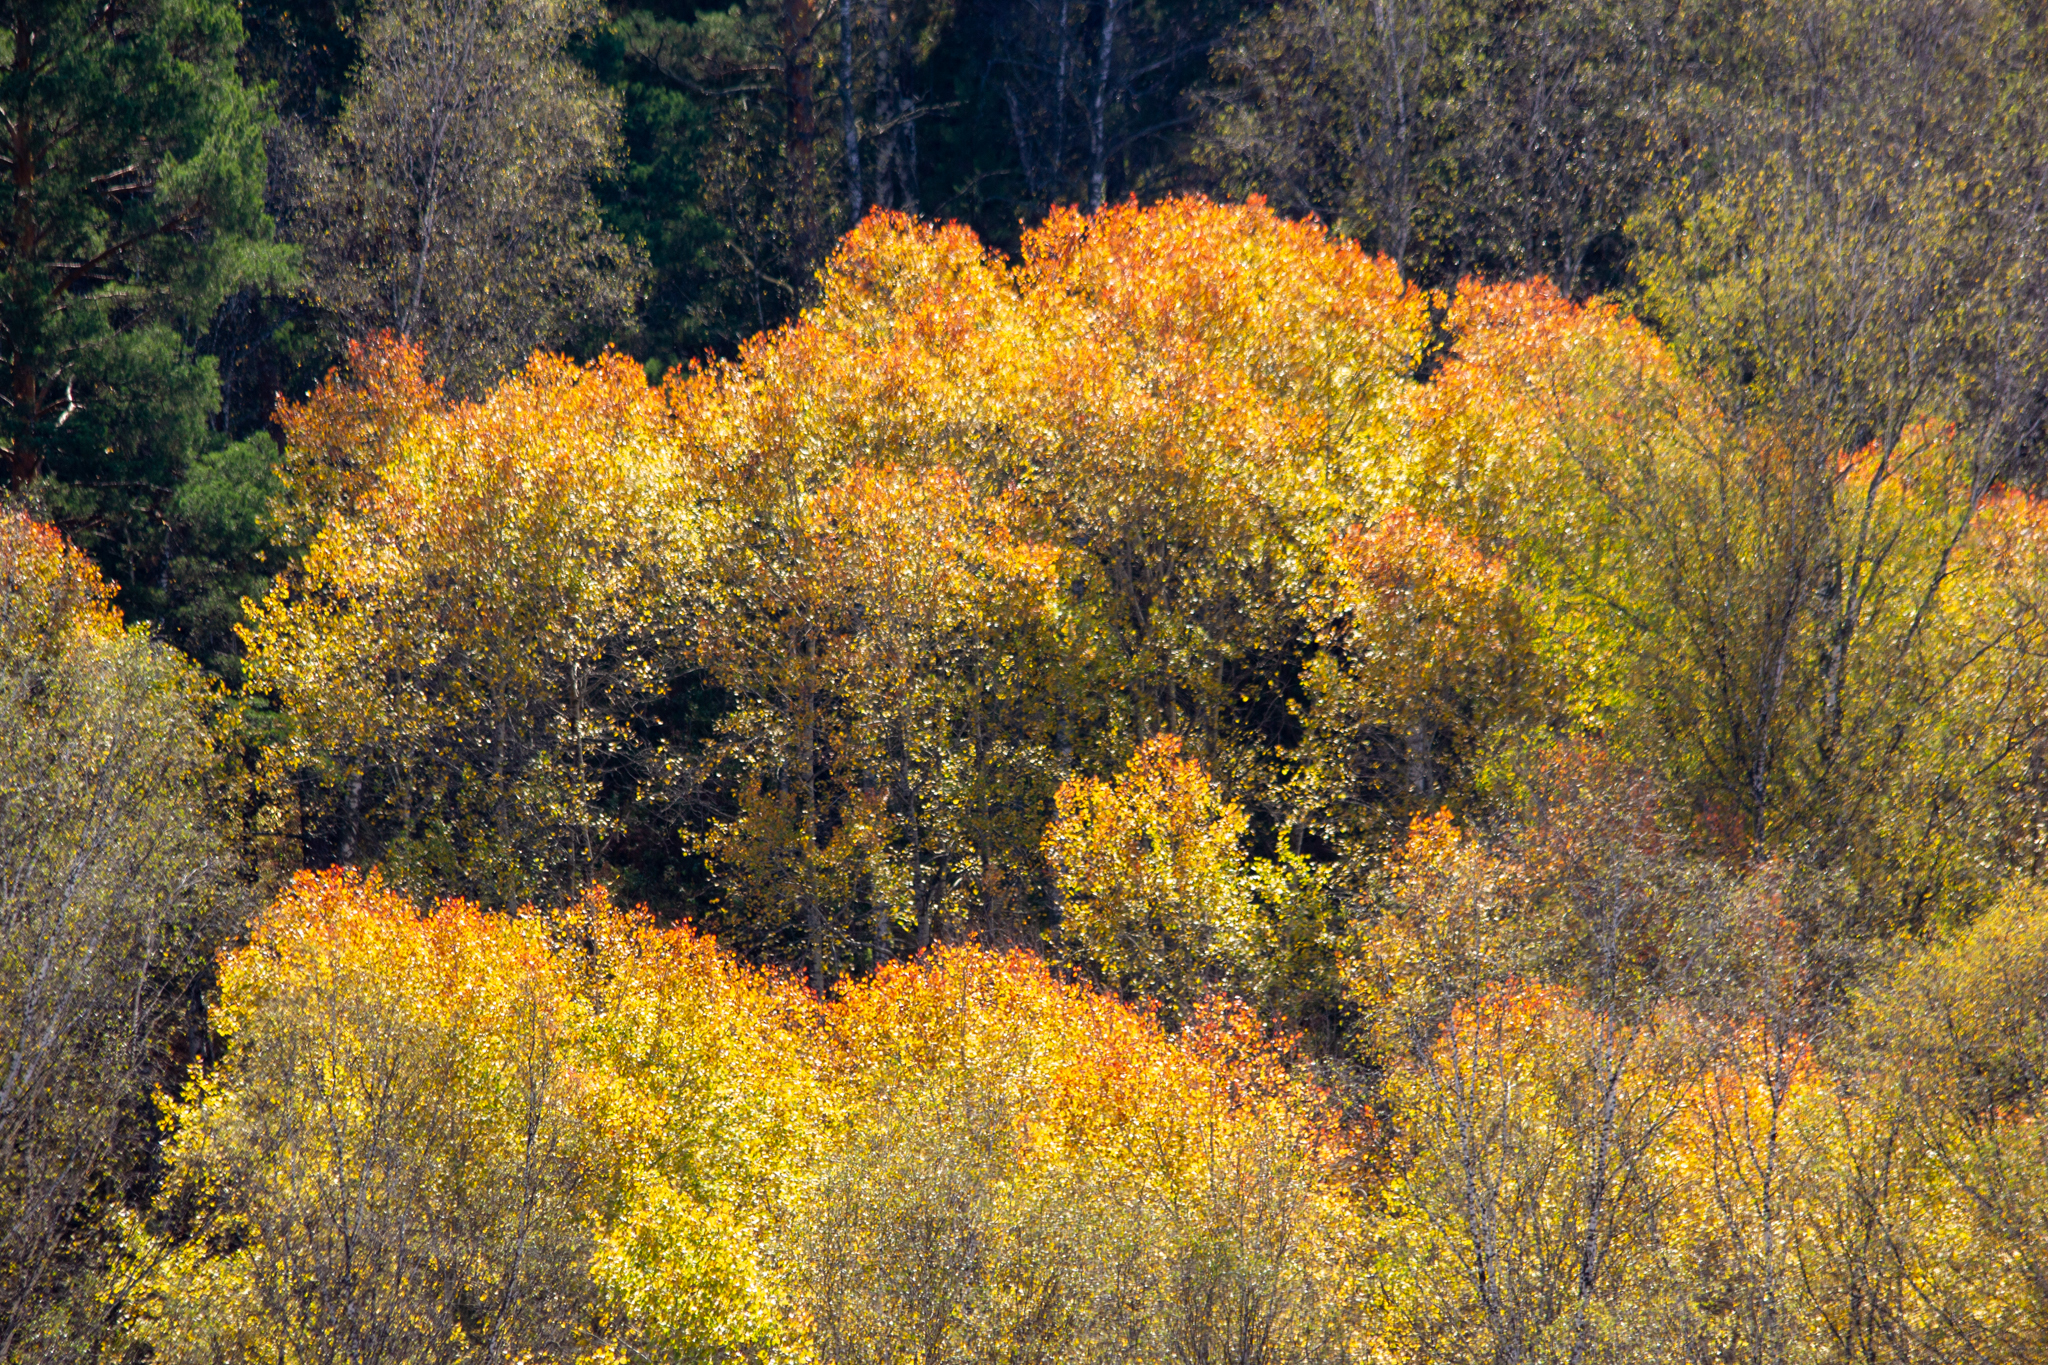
{"left": 575, "top": 896, "right": 821, "bottom": 1365}
{"left": 1594, "top": 1, "right": 2048, "bottom": 922}
{"left": 1670, "top": 1015, "right": 1836, "bottom": 1365}
{"left": 244, "top": 338, "right": 685, "bottom": 904}
{"left": 0, "top": 0, "right": 287, "bottom": 591}
{"left": 1373, "top": 230, "right": 2048, "bottom": 927}
{"left": 1044, "top": 733, "right": 1262, "bottom": 1009}
{"left": 1603, "top": 153, "right": 2048, "bottom": 921}
{"left": 1197, "top": 0, "right": 1717, "bottom": 290}
{"left": 579, "top": 7, "right": 737, "bottom": 369}
{"left": 279, "top": 0, "right": 642, "bottom": 394}
{"left": 587, "top": 0, "right": 1246, "bottom": 354}
{"left": 689, "top": 456, "right": 1065, "bottom": 988}
{"left": 591, "top": 0, "right": 843, "bottom": 356}
{"left": 136, "top": 870, "right": 822, "bottom": 1365}
{"left": 246, "top": 190, "right": 2048, "bottom": 997}
{"left": 664, "top": 200, "right": 1427, "bottom": 981}
{"left": 1845, "top": 880, "right": 2048, "bottom": 1362}
{"left": 1292, "top": 507, "right": 1549, "bottom": 832}
{"left": 981, "top": 0, "right": 1235, "bottom": 218}
{"left": 138, "top": 871, "right": 600, "bottom": 1365}
{"left": 1195, "top": 0, "right": 1439, "bottom": 270}
{"left": 1373, "top": 982, "right": 1702, "bottom": 1364}
{"left": 135, "top": 869, "right": 1362, "bottom": 1365}
{"left": 0, "top": 512, "right": 239, "bottom": 1360}
{"left": 801, "top": 945, "right": 1358, "bottom": 1365}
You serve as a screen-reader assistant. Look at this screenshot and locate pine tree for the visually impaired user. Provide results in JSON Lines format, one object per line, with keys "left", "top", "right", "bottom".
{"left": 0, "top": 0, "right": 288, "bottom": 573}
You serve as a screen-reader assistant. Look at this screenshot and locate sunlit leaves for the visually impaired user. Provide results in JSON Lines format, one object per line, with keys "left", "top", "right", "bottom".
{"left": 137, "top": 869, "right": 813, "bottom": 1363}
{"left": 672, "top": 196, "right": 1441, "bottom": 969}
{"left": 137, "top": 868, "right": 1362, "bottom": 1365}
{"left": 804, "top": 945, "right": 1360, "bottom": 1365}
{"left": 0, "top": 515, "right": 240, "bottom": 1357}
{"left": 1046, "top": 733, "right": 1260, "bottom": 1008}
{"left": 246, "top": 338, "right": 688, "bottom": 904}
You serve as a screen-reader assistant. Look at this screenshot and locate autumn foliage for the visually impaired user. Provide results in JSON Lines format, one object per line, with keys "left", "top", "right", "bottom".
{"left": 9, "top": 194, "right": 2047, "bottom": 1363}
{"left": 135, "top": 871, "right": 1358, "bottom": 1363}
{"left": 0, "top": 513, "right": 237, "bottom": 1359}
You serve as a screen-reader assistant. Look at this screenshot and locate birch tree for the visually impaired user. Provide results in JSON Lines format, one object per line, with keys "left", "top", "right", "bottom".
{"left": 281, "top": 0, "right": 641, "bottom": 393}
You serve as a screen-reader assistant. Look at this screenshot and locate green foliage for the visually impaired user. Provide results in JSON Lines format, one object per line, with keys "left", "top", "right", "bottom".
{"left": 18, "top": 6, "right": 2048, "bottom": 1353}
{"left": 162, "top": 434, "right": 283, "bottom": 680}
{"left": 580, "top": 18, "right": 729, "bottom": 368}
{"left": 581, "top": 0, "right": 1243, "bottom": 355}
{"left": 0, "top": 0, "right": 291, "bottom": 644}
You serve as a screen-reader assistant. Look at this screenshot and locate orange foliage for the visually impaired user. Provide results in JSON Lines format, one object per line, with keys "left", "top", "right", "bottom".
{"left": 1023, "top": 195, "right": 1423, "bottom": 394}
{"left": 272, "top": 334, "right": 446, "bottom": 536}
{"left": 0, "top": 511, "right": 123, "bottom": 658}
{"left": 824, "top": 940, "right": 1350, "bottom": 1201}
{"left": 96, "top": 189, "right": 2048, "bottom": 1364}
{"left": 1326, "top": 508, "right": 1520, "bottom": 694}
{"left": 669, "top": 193, "right": 1431, "bottom": 546}
{"left": 1381, "top": 278, "right": 1669, "bottom": 551}
{"left": 151, "top": 868, "right": 1361, "bottom": 1360}
{"left": 667, "top": 197, "right": 1445, "bottom": 962}
{"left": 1972, "top": 483, "right": 2048, "bottom": 584}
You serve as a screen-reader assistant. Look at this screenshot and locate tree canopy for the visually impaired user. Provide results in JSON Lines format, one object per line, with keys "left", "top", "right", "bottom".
{"left": 7, "top": 4, "right": 2048, "bottom": 1362}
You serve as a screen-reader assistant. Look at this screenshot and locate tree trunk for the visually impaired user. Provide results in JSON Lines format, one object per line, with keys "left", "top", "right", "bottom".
{"left": 841, "top": 0, "right": 861, "bottom": 219}
{"left": 1087, "top": 0, "right": 1118, "bottom": 212}
{"left": 404, "top": 0, "right": 489, "bottom": 338}
{"left": 783, "top": 0, "right": 820, "bottom": 261}
{"left": 7, "top": 11, "right": 39, "bottom": 488}
{"left": 801, "top": 627, "right": 825, "bottom": 994}
{"left": 1053, "top": 0, "right": 1072, "bottom": 178}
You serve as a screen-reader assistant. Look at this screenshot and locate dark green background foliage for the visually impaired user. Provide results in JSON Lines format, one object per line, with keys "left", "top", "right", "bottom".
{"left": 0, "top": 0, "right": 289, "bottom": 674}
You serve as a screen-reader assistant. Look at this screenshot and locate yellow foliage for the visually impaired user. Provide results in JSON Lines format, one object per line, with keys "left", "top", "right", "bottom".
{"left": 135, "top": 869, "right": 1364, "bottom": 1364}
{"left": 1045, "top": 733, "right": 1259, "bottom": 1006}
{"left": 135, "top": 870, "right": 815, "bottom": 1363}
{"left": 0, "top": 511, "right": 124, "bottom": 658}
{"left": 245, "top": 341, "right": 687, "bottom": 904}
{"left": 803, "top": 945, "right": 1362, "bottom": 1364}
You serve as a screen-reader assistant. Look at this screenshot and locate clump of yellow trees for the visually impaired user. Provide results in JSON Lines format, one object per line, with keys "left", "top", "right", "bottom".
{"left": 130, "top": 869, "right": 1358, "bottom": 1363}
{"left": 8, "top": 193, "right": 2047, "bottom": 1363}
{"left": 248, "top": 197, "right": 2048, "bottom": 981}
{"left": 119, "top": 860, "right": 2048, "bottom": 1363}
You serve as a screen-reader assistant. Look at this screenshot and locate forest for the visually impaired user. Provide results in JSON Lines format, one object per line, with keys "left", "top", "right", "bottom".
{"left": 5, "top": 0, "right": 2048, "bottom": 1361}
